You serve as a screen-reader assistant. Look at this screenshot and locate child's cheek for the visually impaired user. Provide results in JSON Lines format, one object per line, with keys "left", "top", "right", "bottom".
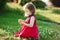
{"left": 25, "top": 13, "right": 28, "bottom": 17}
{"left": 26, "top": 12, "right": 29, "bottom": 15}
{"left": 27, "top": 13, "right": 29, "bottom": 15}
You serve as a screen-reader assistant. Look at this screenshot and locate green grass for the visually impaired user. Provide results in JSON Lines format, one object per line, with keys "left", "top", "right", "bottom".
{"left": 0, "top": 3, "right": 60, "bottom": 40}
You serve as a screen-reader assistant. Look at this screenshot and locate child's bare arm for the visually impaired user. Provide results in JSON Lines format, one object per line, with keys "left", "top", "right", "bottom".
{"left": 20, "top": 16, "right": 35, "bottom": 27}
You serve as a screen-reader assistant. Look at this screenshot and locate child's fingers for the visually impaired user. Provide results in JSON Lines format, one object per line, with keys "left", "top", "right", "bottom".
{"left": 19, "top": 20, "right": 25, "bottom": 23}
{"left": 18, "top": 19, "right": 22, "bottom": 22}
{"left": 18, "top": 19, "right": 22, "bottom": 21}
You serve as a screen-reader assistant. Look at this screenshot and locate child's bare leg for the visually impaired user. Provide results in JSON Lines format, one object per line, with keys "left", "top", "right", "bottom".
{"left": 22, "top": 38, "right": 27, "bottom": 40}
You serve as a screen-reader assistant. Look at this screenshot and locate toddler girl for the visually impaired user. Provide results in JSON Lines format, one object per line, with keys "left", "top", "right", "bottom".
{"left": 14, "top": 2, "right": 39, "bottom": 40}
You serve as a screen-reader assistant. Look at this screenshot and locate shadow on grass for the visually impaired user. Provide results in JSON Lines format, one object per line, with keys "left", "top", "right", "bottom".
{"left": 0, "top": 5, "right": 24, "bottom": 16}
{"left": 0, "top": 5, "right": 26, "bottom": 19}
{"left": 37, "top": 8, "right": 49, "bottom": 10}
{"left": 52, "top": 9, "right": 60, "bottom": 14}
{"left": 36, "top": 14, "right": 60, "bottom": 25}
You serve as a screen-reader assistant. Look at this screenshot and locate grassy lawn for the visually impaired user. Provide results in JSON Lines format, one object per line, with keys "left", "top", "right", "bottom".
{"left": 0, "top": 3, "right": 60, "bottom": 40}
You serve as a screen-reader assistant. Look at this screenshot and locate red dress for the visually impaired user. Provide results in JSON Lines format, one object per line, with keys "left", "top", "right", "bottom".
{"left": 14, "top": 16, "right": 39, "bottom": 39}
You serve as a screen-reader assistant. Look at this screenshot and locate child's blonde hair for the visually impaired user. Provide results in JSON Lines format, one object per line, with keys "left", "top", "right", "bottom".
{"left": 23, "top": 2, "right": 36, "bottom": 16}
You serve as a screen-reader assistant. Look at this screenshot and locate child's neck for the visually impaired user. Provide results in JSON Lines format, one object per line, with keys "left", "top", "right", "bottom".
{"left": 28, "top": 15, "right": 35, "bottom": 17}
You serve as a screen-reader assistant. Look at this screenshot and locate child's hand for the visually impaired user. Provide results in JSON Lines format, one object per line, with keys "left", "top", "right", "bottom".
{"left": 18, "top": 19, "right": 25, "bottom": 24}
{"left": 18, "top": 19, "right": 22, "bottom": 23}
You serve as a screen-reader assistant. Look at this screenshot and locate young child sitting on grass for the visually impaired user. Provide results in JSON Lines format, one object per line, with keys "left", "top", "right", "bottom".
{"left": 14, "top": 2, "right": 39, "bottom": 40}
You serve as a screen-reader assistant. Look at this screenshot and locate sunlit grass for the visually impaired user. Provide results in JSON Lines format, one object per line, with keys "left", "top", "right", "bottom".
{"left": 6, "top": 3, "right": 23, "bottom": 10}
